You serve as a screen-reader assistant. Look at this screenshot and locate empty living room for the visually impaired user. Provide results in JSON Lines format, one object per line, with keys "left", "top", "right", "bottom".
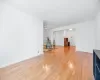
{"left": 0, "top": 0, "right": 100, "bottom": 80}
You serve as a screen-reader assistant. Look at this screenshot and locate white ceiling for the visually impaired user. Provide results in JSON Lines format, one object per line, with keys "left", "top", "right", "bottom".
{"left": 2, "top": 0, "right": 100, "bottom": 29}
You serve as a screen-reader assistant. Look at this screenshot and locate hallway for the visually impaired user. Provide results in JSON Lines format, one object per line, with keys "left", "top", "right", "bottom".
{"left": 0, "top": 46, "right": 93, "bottom": 80}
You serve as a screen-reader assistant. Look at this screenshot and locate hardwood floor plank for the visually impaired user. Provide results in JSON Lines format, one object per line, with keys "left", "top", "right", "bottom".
{"left": 0, "top": 46, "right": 93, "bottom": 80}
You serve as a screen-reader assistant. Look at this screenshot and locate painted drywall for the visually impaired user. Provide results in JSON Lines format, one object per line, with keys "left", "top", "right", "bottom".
{"left": 64, "top": 29, "right": 76, "bottom": 46}
{"left": 96, "top": 12, "right": 100, "bottom": 50}
{"left": 75, "top": 21, "right": 96, "bottom": 53}
{"left": 49, "top": 20, "right": 96, "bottom": 53}
{"left": 0, "top": 2, "right": 43, "bottom": 68}
{"left": 54, "top": 30, "right": 64, "bottom": 46}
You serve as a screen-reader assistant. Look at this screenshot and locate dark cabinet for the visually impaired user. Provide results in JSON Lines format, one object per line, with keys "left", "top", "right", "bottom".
{"left": 64, "top": 38, "right": 70, "bottom": 46}
{"left": 93, "top": 50, "right": 100, "bottom": 80}
{"left": 64, "top": 38, "right": 68, "bottom": 46}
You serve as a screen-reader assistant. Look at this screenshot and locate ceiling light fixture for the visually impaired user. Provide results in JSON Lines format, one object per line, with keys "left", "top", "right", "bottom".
{"left": 69, "top": 29, "right": 72, "bottom": 30}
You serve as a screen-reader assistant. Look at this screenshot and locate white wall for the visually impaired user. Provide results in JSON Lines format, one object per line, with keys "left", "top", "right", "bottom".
{"left": 96, "top": 12, "right": 100, "bottom": 50}
{"left": 75, "top": 22, "right": 96, "bottom": 53}
{"left": 54, "top": 30, "right": 64, "bottom": 46}
{"left": 38, "top": 24, "right": 43, "bottom": 54}
{"left": 50, "top": 20, "right": 96, "bottom": 53}
{"left": 0, "top": 2, "right": 43, "bottom": 68}
{"left": 64, "top": 29, "right": 76, "bottom": 46}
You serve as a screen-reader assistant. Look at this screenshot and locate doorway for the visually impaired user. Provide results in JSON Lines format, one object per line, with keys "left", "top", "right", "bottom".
{"left": 53, "top": 28, "right": 76, "bottom": 47}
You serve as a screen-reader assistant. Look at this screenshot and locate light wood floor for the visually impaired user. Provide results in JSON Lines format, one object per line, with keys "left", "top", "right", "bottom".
{"left": 0, "top": 46, "right": 94, "bottom": 80}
